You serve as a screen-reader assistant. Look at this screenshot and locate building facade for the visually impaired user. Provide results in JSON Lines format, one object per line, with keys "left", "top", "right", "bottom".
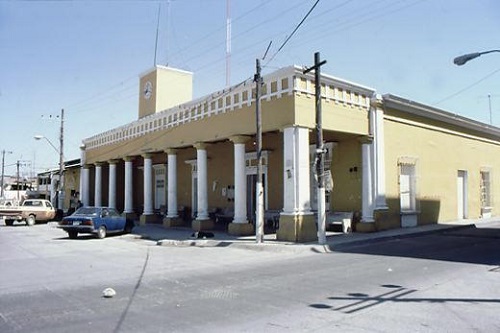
{"left": 78, "top": 65, "right": 500, "bottom": 242}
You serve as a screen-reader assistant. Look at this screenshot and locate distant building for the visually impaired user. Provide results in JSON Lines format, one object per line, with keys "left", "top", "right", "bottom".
{"left": 77, "top": 65, "right": 500, "bottom": 242}
{"left": 36, "top": 159, "right": 80, "bottom": 211}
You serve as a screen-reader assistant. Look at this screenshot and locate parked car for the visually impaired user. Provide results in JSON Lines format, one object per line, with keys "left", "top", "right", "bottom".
{"left": 58, "top": 207, "right": 132, "bottom": 239}
{"left": 0, "top": 199, "right": 56, "bottom": 226}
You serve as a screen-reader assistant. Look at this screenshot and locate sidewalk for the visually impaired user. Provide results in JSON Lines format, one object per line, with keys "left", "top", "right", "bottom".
{"left": 129, "top": 217, "right": 500, "bottom": 253}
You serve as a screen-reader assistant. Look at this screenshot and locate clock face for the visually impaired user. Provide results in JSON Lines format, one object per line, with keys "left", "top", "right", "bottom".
{"left": 143, "top": 81, "right": 153, "bottom": 99}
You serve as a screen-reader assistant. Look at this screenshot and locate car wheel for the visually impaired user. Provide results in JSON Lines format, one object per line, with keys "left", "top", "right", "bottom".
{"left": 68, "top": 231, "right": 78, "bottom": 239}
{"left": 5, "top": 219, "right": 14, "bottom": 226}
{"left": 26, "top": 215, "right": 36, "bottom": 226}
{"left": 96, "top": 225, "right": 107, "bottom": 239}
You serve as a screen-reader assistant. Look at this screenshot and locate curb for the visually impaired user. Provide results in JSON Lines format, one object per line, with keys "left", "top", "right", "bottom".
{"left": 153, "top": 223, "right": 477, "bottom": 254}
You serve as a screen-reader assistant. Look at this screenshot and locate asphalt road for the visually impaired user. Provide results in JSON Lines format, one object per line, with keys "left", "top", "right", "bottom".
{"left": 1, "top": 220, "right": 500, "bottom": 332}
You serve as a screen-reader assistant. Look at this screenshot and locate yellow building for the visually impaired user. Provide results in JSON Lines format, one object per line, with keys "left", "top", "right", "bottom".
{"left": 79, "top": 65, "right": 500, "bottom": 242}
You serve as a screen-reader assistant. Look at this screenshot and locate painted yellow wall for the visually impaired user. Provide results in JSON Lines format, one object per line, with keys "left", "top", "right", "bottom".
{"left": 138, "top": 66, "right": 193, "bottom": 119}
{"left": 294, "top": 94, "right": 369, "bottom": 136}
{"left": 383, "top": 108, "right": 500, "bottom": 227}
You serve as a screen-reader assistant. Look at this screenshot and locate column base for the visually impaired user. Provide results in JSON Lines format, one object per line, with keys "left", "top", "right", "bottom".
{"left": 124, "top": 212, "right": 137, "bottom": 223}
{"left": 163, "top": 216, "right": 184, "bottom": 227}
{"left": 356, "top": 221, "right": 376, "bottom": 233}
{"left": 192, "top": 219, "right": 214, "bottom": 231}
{"left": 139, "top": 214, "right": 161, "bottom": 225}
{"left": 277, "top": 213, "right": 316, "bottom": 243}
{"left": 228, "top": 222, "right": 254, "bottom": 236}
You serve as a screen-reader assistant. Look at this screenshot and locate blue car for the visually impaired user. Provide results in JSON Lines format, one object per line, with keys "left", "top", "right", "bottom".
{"left": 58, "top": 207, "right": 132, "bottom": 239}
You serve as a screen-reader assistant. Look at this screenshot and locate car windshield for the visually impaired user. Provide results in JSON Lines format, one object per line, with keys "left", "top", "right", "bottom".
{"left": 73, "top": 207, "right": 99, "bottom": 217}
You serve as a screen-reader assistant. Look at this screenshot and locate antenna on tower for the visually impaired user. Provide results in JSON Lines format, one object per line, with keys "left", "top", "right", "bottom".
{"left": 226, "top": 0, "right": 231, "bottom": 87}
{"left": 153, "top": 3, "right": 161, "bottom": 66}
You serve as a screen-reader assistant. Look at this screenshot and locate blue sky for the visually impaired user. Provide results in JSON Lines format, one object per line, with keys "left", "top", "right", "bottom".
{"left": 1, "top": 0, "right": 499, "bottom": 178}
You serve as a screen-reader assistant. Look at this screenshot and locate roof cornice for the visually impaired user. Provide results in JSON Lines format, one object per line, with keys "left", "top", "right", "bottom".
{"left": 382, "top": 94, "right": 500, "bottom": 137}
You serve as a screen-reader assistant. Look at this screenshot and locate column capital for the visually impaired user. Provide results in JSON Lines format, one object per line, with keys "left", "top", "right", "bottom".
{"left": 229, "top": 135, "right": 250, "bottom": 144}
{"left": 370, "top": 94, "right": 384, "bottom": 109}
{"left": 142, "top": 153, "right": 153, "bottom": 159}
{"left": 95, "top": 162, "right": 104, "bottom": 167}
{"left": 124, "top": 156, "right": 135, "bottom": 162}
{"left": 358, "top": 136, "right": 373, "bottom": 145}
{"left": 194, "top": 142, "right": 209, "bottom": 150}
{"left": 164, "top": 148, "right": 177, "bottom": 155}
{"left": 108, "top": 159, "right": 120, "bottom": 165}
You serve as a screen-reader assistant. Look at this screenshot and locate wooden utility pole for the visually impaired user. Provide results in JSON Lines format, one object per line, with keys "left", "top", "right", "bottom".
{"left": 254, "top": 59, "right": 264, "bottom": 243}
{"left": 58, "top": 108, "right": 65, "bottom": 211}
{"left": 304, "top": 52, "right": 327, "bottom": 244}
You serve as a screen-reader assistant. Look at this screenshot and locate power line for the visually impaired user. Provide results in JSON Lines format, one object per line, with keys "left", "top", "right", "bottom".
{"left": 434, "top": 68, "right": 500, "bottom": 106}
{"left": 265, "top": 0, "right": 321, "bottom": 64}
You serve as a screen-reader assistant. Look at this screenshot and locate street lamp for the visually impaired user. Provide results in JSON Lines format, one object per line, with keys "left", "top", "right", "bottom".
{"left": 453, "top": 49, "right": 500, "bottom": 66}
{"left": 34, "top": 134, "right": 64, "bottom": 210}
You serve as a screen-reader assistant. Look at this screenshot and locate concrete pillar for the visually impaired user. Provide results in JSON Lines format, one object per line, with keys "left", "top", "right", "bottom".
{"left": 360, "top": 136, "right": 374, "bottom": 223}
{"left": 277, "top": 126, "right": 315, "bottom": 242}
{"left": 94, "top": 162, "right": 102, "bottom": 207}
{"left": 82, "top": 165, "right": 90, "bottom": 207}
{"left": 371, "top": 95, "right": 388, "bottom": 209}
{"left": 124, "top": 157, "right": 134, "bottom": 214}
{"left": 79, "top": 145, "right": 86, "bottom": 203}
{"left": 228, "top": 136, "right": 253, "bottom": 236}
{"left": 108, "top": 160, "right": 117, "bottom": 209}
{"left": 140, "top": 153, "right": 154, "bottom": 225}
{"left": 164, "top": 149, "right": 183, "bottom": 227}
{"left": 192, "top": 142, "right": 213, "bottom": 231}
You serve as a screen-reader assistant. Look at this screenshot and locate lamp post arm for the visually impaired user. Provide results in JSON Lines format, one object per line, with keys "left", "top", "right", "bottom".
{"left": 454, "top": 49, "right": 500, "bottom": 66}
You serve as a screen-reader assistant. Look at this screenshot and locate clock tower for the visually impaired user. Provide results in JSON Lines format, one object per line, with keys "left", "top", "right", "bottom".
{"left": 138, "top": 65, "right": 193, "bottom": 119}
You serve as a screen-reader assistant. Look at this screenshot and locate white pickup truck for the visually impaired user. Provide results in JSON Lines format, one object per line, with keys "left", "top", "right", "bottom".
{"left": 0, "top": 199, "right": 56, "bottom": 226}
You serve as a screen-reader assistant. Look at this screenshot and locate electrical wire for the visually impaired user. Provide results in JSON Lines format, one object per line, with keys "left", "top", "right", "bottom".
{"left": 265, "top": 0, "right": 321, "bottom": 65}
{"left": 434, "top": 68, "right": 500, "bottom": 106}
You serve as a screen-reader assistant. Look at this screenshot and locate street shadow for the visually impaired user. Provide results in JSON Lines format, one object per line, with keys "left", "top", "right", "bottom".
{"left": 309, "top": 284, "right": 500, "bottom": 314}
{"left": 332, "top": 225, "right": 500, "bottom": 266}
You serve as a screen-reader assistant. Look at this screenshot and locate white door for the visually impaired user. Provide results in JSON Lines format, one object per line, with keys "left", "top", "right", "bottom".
{"left": 399, "top": 165, "right": 413, "bottom": 211}
{"left": 155, "top": 177, "right": 165, "bottom": 210}
{"left": 457, "top": 170, "right": 467, "bottom": 219}
{"left": 154, "top": 166, "right": 166, "bottom": 210}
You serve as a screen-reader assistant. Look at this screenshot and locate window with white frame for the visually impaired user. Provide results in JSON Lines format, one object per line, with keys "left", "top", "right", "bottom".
{"left": 480, "top": 170, "right": 491, "bottom": 208}
{"left": 399, "top": 163, "right": 417, "bottom": 212}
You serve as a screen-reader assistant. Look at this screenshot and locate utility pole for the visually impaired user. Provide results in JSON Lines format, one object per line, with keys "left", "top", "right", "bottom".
{"left": 254, "top": 58, "right": 264, "bottom": 243}
{"left": 488, "top": 94, "right": 492, "bottom": 125}
{"left": 226, "top": 0, "right": 231, "bottom": 87}
{"left": 58, "top": 108, "right": 65, "bottom": 211}
{"left": 1, "top": 150, "right": 12, "bottom": 198}
{"left": 304, "top": 52, "right": 327, "bottom": 245}
{"left": 16, "top": 160, "right": 20, "bottom": 201}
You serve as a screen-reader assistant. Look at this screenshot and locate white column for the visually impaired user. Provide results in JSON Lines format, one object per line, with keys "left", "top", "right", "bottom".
{"left": 79, "top": 145, "right": 86, "bottom": 202}
{"left": 231, "top": 136, "right": 248, "bottom": 223}
{"left": 283, "top": 126, "right": 311, "bottom": 214}
{"left": 108, "top": 160, "right": 117, "bottom": 209}
{"left": 371, "top": 95, "right": 388, "bottom": 209}
{"left": 94, "top": 163, "right": 102, "bottom": 207}
{"left": 82, "top": 166, "right": 90, "bottom": 207}
{"left": 124, "top": 157, "right": 134, "bottom": 213}
{"left": 360, "top": 137, "right": 374, "bottom": 222}
{"left": 166, "top": 149, "right": 178, "bottom": 218}
{"left": 195, "top": 143, "right": 209, "bottom": 220}
{"left": 143, "top": 153, "right": 153, "bottom": 215}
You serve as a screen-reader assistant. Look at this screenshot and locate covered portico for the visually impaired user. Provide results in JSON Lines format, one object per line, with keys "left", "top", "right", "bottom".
{"left": 79, "top": 65, "right": 384, "bottom": 242}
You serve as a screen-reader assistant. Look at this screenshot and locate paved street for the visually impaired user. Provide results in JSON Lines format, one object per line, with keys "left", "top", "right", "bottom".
{"left": 1, "top": 220, "right": 500, "bottom": 332}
